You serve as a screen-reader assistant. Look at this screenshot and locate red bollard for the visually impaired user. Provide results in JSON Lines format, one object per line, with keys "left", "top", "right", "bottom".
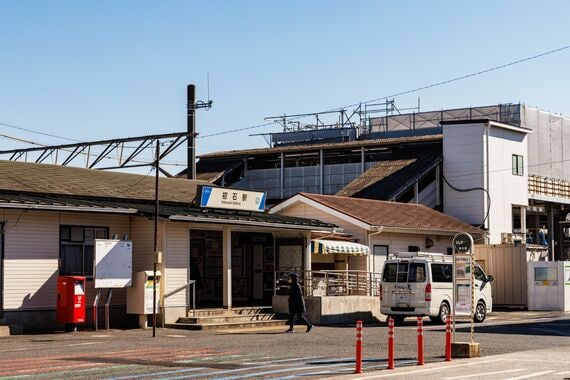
{"left": 417, "top": 317, "right": 424, "bottom": 365}
{"left": 355, "top": 320, "right": 363, "bottom": 374}
{"left": 387, "top": 317, "right": 395, "bottom": 369}
{"left": 445, "top": 314, "right": 452, "bottom": 362}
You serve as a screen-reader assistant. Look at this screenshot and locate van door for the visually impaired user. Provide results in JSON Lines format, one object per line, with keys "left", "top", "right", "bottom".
{"left": 474, "top": 265, "right": 492, "bottom": 308}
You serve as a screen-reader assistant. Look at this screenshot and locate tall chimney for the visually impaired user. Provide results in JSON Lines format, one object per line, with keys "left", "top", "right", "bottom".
{"left": 187, "top": 84, "right": 196, "bottom": 179}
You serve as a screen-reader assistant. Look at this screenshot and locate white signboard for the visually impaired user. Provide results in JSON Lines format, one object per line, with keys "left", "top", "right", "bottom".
{"left": 200, "top": 186, "right": 266, "bottom": 212}
{"left": 454, "top": 255, "right": 472, "bottom": 316}
{"left": 94, "top": 239, "right": 133, "bottom": 288}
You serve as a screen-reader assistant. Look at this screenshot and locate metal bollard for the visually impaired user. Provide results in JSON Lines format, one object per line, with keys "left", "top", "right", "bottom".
{"left": 417, "top": 317, "right": 424, "bottom": 365}
{"left": 445, "top": 314, "right": 452, "bottom": 361}
{"left": 387, "top": 317, "right": 395, "bottom": 369}
{"left": 355, "top": 320, "right": 363, "bottom": 374}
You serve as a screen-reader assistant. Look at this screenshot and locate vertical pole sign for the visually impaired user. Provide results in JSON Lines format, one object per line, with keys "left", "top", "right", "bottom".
{"left": 452, "top": 232, "right": 475, "bottom": 342}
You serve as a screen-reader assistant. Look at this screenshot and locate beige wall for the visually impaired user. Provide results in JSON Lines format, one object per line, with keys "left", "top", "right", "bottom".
{"left": 1, "top": 209, "right": 132, "bottom": 311}
{"left": 275, "top": 201, "right": 455, "bottom": 274}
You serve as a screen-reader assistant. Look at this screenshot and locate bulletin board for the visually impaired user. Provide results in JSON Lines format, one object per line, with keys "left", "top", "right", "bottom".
{"left": 94, "top": 239, "right": 133, "bottom": 288}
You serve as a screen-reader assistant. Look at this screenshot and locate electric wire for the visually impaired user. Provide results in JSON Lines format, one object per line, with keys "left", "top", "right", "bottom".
{"left": 443, "top": 175, "right": 491, "bottom": 230}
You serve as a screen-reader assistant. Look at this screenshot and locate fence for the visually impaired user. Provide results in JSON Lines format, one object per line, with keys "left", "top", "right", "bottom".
{"left": 301, "top": 270, "right": 382, "bottom": 297}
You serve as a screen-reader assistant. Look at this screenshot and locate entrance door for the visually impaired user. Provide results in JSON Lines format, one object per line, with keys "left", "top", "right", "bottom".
{"left": 252, "top": 245, "right": 263, "bottom": 300}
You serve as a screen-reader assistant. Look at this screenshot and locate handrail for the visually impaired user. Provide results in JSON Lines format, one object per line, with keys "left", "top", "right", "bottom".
{"left": 161, "top": 280, "right": 196, "bottom": 328}
{"left": 299, "top": 270, "right": 382, "bottom": 297}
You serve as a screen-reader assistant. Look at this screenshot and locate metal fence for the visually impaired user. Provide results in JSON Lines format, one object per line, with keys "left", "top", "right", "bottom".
{"left": 301, "top": 270, "right": 382, "bottom": 297}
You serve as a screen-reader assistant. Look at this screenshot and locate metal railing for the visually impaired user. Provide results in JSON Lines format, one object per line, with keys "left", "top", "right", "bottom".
{"left": 301, "top": 270, "right": 381, "bottom": 297}
{"left": 161, "top": 280, "right": 196, "bottom": 327}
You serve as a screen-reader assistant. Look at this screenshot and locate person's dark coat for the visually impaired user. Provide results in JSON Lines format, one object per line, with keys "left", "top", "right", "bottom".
{"left": 288, "top": 273, "right": 306, "bottom": 314}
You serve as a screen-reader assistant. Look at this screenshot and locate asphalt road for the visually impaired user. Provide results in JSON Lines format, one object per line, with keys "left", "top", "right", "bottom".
{"left": 0, "top": 311, "right": 569, "bottom": 379}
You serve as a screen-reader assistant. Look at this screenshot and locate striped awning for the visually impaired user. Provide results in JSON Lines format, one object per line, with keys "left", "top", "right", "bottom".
{"left": 311, "top": 240, "right": 370, "bottom": 256}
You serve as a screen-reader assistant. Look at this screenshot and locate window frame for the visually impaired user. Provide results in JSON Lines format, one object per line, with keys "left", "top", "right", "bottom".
{"left": 59, "top": 225, "right": 109, "bottom": 278}
{"left": 512, "top": 154, "right": 524, "bottom": 176}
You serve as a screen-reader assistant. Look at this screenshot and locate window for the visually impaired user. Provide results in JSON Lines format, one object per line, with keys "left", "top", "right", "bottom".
{"left": 60, "top": 226, "right": 108, "bottom": 277}
{"left": 431, "top": 263, "right": 453, "bottom": 283}
{"left": 512, "top": 154, "right": 524, "bottom": 176}
{"left": 381, "top": 262, "right": 425, "bottom": 283}
{"left": 408, "top": 246, "right": 420, "bottom": 252}
{"left": 474, "top": 265, "right": 487, "bottom": 282}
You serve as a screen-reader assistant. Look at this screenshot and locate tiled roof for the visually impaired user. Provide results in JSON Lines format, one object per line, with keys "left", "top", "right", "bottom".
{"left": 337, "top": 146, "right": 442, "bottom": 199}
{"left": 0, "top": 160, "right": 205, "bottom": 203}
{"left": 298, "top": 193, "right": 484, "bottom": 236}
{"left": 198, "top": 135, "right": 443, "bottom": 159}
{"left": 0, "top": 161, "right": 336, "bottom": 230}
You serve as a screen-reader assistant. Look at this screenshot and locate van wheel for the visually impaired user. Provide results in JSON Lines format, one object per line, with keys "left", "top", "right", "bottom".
{"left": 435, "top": 302, "right": 450, "bottom": 324}
{"left": 474, "top": 301, "right": 486, "bottom": 323}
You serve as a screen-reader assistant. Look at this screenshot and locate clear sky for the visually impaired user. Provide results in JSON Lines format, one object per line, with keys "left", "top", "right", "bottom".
{"left": 1, "top": 1, "right": 569, "bottom": 172}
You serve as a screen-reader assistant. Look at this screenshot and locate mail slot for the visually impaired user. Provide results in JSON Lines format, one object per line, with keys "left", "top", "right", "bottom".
{"left": 57, "top": 275, "right": 86, "bottom": 331}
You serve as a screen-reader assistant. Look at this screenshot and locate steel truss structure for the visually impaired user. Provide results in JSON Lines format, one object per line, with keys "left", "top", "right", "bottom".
{"left": 0, "top": 131, "right": 190, "bottom": 177}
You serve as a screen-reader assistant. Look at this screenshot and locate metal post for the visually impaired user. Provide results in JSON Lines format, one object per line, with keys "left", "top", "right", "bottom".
{"left": 93, "top": 289, "right": 102, "bottom": 331}
{"left": 187, "top": 84, "right": 196, "bottom": 179}
{"left": 193, "top": 282, "right": 196, "bottom": 317}
{"left": 104, "top": 289, "right": 113, "bottom": 330}
{"left": 153, "top": 142, "right": 160, "bottom": 337}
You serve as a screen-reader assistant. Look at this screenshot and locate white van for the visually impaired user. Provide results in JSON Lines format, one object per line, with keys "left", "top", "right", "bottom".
{"left": 379, "top": 252, "right": 493, "bottom": 324}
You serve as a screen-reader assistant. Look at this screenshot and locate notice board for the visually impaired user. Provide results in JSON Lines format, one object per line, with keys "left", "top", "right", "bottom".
{"left": 94, "top": 239, "right": 133, "bottom": 288}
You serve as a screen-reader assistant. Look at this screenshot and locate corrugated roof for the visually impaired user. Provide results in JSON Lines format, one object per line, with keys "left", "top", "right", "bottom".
{"left": 298, "top": 193, "right": 484, "bottom": 236}
{"left": 337, "top": 146, "right": 442, "bottom": 199}
{"left": 198, "top": 135, "right": 443, "bottom": 159}
{"left": 0, "top": 160, "right": 206, "bottom": 203}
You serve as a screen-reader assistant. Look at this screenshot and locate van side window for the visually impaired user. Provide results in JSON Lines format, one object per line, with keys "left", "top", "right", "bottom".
{"left": 382, "top": 263, "right": 398, "bottom": 282}
{"left": 431, "top": 263, "right": 452, "bottom": 283}
{"left": 474, "top": 266, "right": 486, "bottom": 281}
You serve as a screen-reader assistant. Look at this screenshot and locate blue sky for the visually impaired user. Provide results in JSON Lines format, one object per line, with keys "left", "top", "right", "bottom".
{"left": 1, "top": 1, "right": 569, "bottom": 171}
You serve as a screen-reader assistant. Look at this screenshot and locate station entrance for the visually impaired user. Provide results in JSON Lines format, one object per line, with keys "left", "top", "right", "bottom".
{"left": 189, "top": 230, "right": 276, "bottom": 307}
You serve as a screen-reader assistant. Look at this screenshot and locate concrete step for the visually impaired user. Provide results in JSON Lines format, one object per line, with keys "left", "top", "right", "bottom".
{"left": 0, "top": 325, "right": 10, "bottom": 337}
{"left": 191, "top": 306, "right": 272, "bottom": 317}
{"left": 166, "top": 318, "right": 288, "bottom": 331}
{"left": 178, "top": 313, "right": 276, "bottom": 324}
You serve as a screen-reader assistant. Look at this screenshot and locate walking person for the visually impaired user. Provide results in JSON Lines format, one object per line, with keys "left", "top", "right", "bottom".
{"left": 286, "top": 272, "right": 313, "bottom": 333}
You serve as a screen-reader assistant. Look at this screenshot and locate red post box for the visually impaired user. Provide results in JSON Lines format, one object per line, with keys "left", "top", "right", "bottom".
{"left": 57, "top": 276, "right": 86, "bottom": 332}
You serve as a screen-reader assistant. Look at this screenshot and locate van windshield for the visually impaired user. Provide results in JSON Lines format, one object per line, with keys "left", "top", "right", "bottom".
{"left": 382, "top": 262, "right": 426, "bottom": 283}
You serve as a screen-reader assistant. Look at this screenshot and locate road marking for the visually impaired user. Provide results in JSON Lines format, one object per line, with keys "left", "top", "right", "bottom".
{"left": 91, "top": 334, "right": 111, "bottom": 338}
{"left": 351, "top": 359, "right": 504, "bottom": 379}
{"left": 65, "top": 341, "right": 104, "bottom": 347}
{"left": 240, "top": 355, "right": 324, "bottom": 365}
{"left": 555, "top": 371, "right": 570, "bottom": 375}
{"left": 443, "top": 368, "right": 527, "bottom": 379}
{"left": 166, "top": 334, "right": 187, "bottom": 338}
{"left": 107, "top": 367, "right": 207, "bottom": 380}
{"left": 505, "top": 370, "right": 555, "bottom": 380}
{"left": 214, "top": 361, "right": 356, "bottom": 380}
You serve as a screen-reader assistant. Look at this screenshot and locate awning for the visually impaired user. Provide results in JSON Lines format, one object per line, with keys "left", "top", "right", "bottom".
{"left": 311, "top": 240, "right": 370, "bottom": 256}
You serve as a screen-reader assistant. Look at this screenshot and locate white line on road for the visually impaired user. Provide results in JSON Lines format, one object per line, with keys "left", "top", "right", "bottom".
{"left": 240, "top": 355, "right": 324, "bottom": 365}
{"left": 65, "top": 342, "right": 104, "bottom": 347}
{"left": 555, "top": 371, "right": 570, "bottom": 375}
{"left": 443, "top": 369, "right": 527, "bottom": 379}
{"left": 505, "top": 370, "right": 555, "bottom": 380}
{"left": 351, "top": 359, "right": 504, "bottom": 379}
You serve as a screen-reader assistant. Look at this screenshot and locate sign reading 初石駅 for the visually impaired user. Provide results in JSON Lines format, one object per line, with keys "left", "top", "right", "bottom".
{"left": 199, "top": 186, "right": 266, "bottom": 212}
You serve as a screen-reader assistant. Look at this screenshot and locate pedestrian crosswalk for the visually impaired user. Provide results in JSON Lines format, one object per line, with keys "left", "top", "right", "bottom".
{"left": 0, "top": 347, "right": 418, "bottom": 379}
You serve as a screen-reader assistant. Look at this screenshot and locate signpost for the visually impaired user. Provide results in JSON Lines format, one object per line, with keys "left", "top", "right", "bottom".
{"left": 451, "top": 232, "right": 480, "bottom": 358}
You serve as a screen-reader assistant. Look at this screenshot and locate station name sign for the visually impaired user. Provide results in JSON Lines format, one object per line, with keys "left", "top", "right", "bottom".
{"left": 199, "top": 186, "right": 266, "bottom": 212}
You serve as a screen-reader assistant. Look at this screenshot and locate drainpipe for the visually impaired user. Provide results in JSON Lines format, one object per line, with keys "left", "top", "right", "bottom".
{"left": 367, "top": 226, "right": 384, "bottom": 273}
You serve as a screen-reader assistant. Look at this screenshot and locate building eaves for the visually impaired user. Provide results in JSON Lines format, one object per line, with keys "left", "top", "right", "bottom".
{"left": 198, "top": 135, "right": 443, "bottom": 159}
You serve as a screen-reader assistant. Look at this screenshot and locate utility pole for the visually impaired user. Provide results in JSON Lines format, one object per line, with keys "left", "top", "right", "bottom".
{"left": 186, "top": 84, "right": 213, "bottom": 179}
{"left": 153, "top": 142, "right": 160, "bottom": 337}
